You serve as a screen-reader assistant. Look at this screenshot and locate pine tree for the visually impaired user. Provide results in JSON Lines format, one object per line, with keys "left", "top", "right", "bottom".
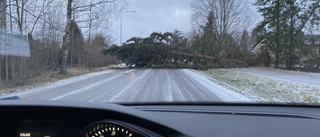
{"left": 201, "top": 11, "right": 221, "bottom": 57}
{"left": 255, "top": 0, "right": 286, "bottom": 68}
{"left": 240, "top": 30, "right": 250, "bottom": 50}
{"left": 256, "top": 0, "right": 320, "bottom": 69}
{"left": 69, "top": 20, "right": 85, "bottom": 67}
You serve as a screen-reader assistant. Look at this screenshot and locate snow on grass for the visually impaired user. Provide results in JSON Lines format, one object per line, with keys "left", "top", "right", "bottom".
{"left": 0, "top": 67, "right": 117, "bottom": 96}
{"left": 183, "top": 69, "right": 252, "bottom": 102}
{"left": 232, "top": 67, "right": 320, "bottom": 88}
{"left": 0, "top": 69, "right": 120, "bottom": 97}
{"left": 198, "top": 69, "right": 320, "bottom": 103}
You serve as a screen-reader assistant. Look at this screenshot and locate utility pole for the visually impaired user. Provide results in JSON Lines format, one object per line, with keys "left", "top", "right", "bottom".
{"left": 120, "top": 11, "right": 136, "bottom": 46}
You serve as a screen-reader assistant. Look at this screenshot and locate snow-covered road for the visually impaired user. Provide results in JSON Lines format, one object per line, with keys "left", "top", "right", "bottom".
{"left": 2, "top": 69, "right": 250, "bottom": 102}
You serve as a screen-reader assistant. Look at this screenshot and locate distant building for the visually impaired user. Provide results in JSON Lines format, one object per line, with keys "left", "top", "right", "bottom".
{"left": 248, "top": 35, "right": 320, "bottom": 68}
{"left": 304, "top": 35, "right": 320, "bottom": 55}
{"left": 301, "top": 35, "right": 320, "bottom": 68}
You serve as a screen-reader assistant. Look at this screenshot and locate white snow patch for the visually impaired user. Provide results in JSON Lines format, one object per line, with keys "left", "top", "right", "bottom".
{"left": 232, "top": 67, "right": 320, "bottom": 88}
{"left": 201, "top": 68, "right": 320, "bottom": 103}
{"left": 182, "top": 69, "right": 252, "bottom": 102}
{"left": 1, "top": 69, "right": 116, "bottom": 98}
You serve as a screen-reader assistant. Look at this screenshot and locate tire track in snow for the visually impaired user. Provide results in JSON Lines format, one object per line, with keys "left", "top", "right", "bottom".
{"left": 51, "top": 74, "right": 122, "bottom": 100}
{"left": 8, "top": 69, "right": 250, "bottom": 102}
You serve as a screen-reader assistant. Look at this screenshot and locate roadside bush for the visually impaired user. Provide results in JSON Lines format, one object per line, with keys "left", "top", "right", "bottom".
{"left": 253, "top": 49, "right": 271, "bottom": 67}
{"left": 297, "top": 60, "right": 320, "bottom": 72}
{"left": 219, "top": 60, "right": 249, "bottom": 68}
{"left": 192, "top": 64, "right": 208, "bottom": 70}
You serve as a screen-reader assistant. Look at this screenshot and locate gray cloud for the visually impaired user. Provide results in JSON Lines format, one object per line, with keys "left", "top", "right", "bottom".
{"left": 110, "top": 0, "right": 192, "bottom": 45}
{"left": 110, "top": 0, "right": 262, "bottom": 45}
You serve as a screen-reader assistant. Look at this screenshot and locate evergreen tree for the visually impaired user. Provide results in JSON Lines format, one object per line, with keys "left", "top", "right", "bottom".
{"left": 69, "top": 20, "right": 85, "bottom": 67}
{"left": 202, "top": 11, "right": 216, "bottom": 57}
{"left": 255, "top": 0, "right": 286, "bottom": 68}
{"left": 240, "top": 30, "right": 250, "bottom": 50}
{"left": 256, "top": 0, "right": 320, "bottom": 69}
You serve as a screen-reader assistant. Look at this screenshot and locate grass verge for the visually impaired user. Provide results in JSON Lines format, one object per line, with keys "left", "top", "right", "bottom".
{"left": 199, "top": 69, "right": 320, "bottom": 103}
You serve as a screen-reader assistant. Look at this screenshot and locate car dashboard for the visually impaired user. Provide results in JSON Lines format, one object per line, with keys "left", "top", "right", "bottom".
{"left": 0, "top": 101, "right": 320, "bottom": 137}
{"left": 0, "top": 101, "right": 179, "bottom": 137}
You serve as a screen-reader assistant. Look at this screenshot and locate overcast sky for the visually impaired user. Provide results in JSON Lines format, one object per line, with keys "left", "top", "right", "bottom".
{"left": 109, "top": 0, "right": 261, "bottom": 45}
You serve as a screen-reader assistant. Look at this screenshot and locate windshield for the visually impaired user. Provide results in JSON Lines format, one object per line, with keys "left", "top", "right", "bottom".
{"left": 0, "top": 0, "right": 319, "bottom": 105}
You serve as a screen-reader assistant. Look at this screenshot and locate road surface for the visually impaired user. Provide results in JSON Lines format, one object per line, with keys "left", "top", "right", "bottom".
{"left": 3, "top": 69, "right": 249, "bottom": 102}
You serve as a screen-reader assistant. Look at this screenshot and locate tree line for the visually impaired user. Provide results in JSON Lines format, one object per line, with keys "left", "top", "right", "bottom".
{"left": 1, "top": 0, "right": 320, "bottom": 87}
{"left": 106, "top": 0, "right": 320, "bottom": 71}
{"left": 105, "top": 31, "right": 192, "bottom": 68}
{"left": 105, "top": 28, "right": 249, "bottom": 69}
{"left": 255, "top": 0, "right": 320, "bottom": 70}
{"left": 0, "top": 0, "right": 124, "bottom": 86}
{"left": 105, "top": 0, "right": 254, "bottom": 69}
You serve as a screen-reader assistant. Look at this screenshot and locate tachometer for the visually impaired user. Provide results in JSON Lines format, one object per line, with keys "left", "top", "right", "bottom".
{"left": 80, "top": 121, "right": 147, "bottom": 137}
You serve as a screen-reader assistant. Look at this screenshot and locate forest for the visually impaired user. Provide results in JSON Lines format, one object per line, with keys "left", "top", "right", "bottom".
{"left": 0, "top": 0, "right": 123, "bottom": 86}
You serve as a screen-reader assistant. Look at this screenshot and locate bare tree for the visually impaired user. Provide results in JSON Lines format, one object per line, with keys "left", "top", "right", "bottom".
{"left": 0, "top": 0, "right": 6, "bottom": 84}
{"left": 14, "top": 0, "right": 27, "bottom": 33}
{"left": 191, "top": 0, "right": 252, "bottom": 36}
{"left": 72, "top": 0, "right": 126, "bottom": 68}
{"left": 191, "top": 0, "right": 253, "bottom": 57}
{"left": 0, "top": 0, "right": 126, "bottom": 83}
{"left": 0, "top": 0, "right": 5, "bottom": 28}
{"left": 59, "top": 0, "right": 72, "bottom": 74}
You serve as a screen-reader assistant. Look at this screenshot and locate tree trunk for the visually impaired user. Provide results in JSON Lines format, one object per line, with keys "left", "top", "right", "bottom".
{"left": 86, "top": 0, "right": 92, "bottom": 68}
{"left": 317, "top": 47, "right": 320, "bottom": 68}
{"left": 11, "top": 57, "right": 15, "bottom": 80}
{"left": 0, "top": 0, "right": 6, "bottom": 29}
{"left": 286, "top": 2, "right": 297, "bottom": 70}
{"left": 5, "top": 56, "right": 8, "bottom": 82}
{"left": 0, "top": 0, "right": 6, "bottom": 83}
{"left": 0, "top": 57, "right": 1, "bottom": 83}
{"left": 286, "top": 32, "right": 294, "bottom": 70}
{"left": 60, "top": 0, "right": 72, "bottom": 74}
{"left": 15, "top": 0, "right": 25, "bottom": 33}
{"left": 275, "top": 0, "right": 280, "bottom": 68}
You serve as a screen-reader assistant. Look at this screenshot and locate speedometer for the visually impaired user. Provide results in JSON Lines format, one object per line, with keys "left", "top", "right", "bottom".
{"left": 79, "top": 120, "right": 148, "bottom": 137}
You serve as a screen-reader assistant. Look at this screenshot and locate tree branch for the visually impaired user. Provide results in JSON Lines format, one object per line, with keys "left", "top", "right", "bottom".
{"left": 73, "top": 0, "right": 117, "bottom": 11}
